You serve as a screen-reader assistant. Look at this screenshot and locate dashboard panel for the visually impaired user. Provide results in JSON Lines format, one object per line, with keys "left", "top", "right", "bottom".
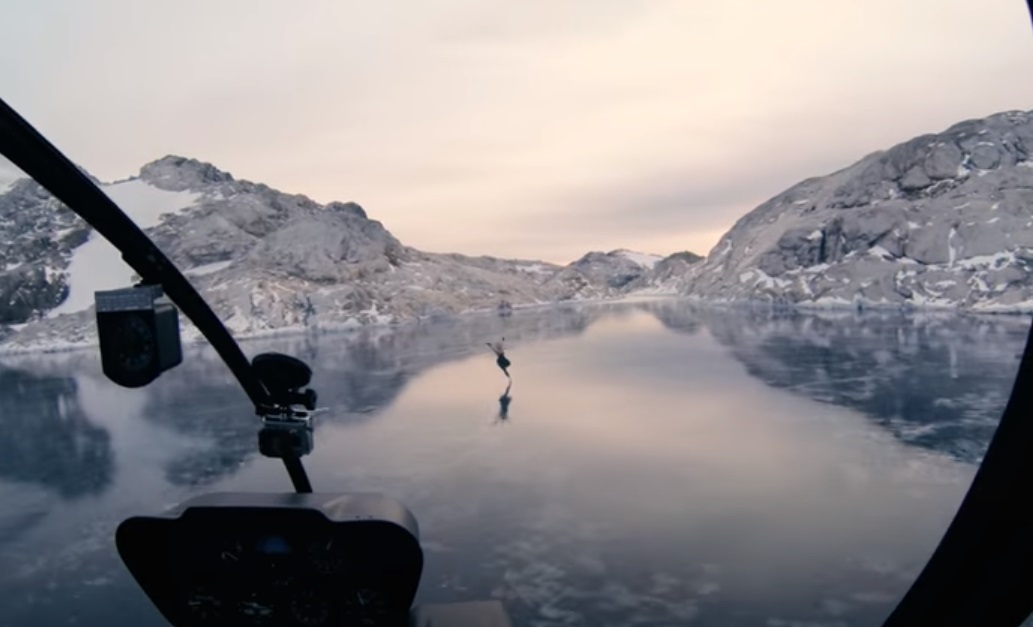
{"left": 117, "top": 493, "right": 423, "bottom": 627}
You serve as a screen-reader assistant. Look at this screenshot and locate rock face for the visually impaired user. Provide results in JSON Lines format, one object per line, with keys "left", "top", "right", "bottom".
{"left": 630, "top": 251, "right": 704, "bottom": 294}
{"left": 544, "top": 249, "right": 664, "bottom": 300}
{"left": 0, "top": 176, "right": 88, "bottom": 323}
{"left": 0, "top": 155, "right": 686, "bottom": 352}
{"left": 687, "top": 110, "right": 1033, "bottom": 311}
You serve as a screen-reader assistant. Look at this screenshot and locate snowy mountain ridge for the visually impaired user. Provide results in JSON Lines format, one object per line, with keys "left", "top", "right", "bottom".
{"left": 0, "top": 155, "right": 681, "bottom": 353}
{"left": 613, "top": 249, "right": 664, "bottom": 269}
{"left": 680, "top": 109, "right": 1033, "bottom": 312}
{"left": 51, "top": 180, "right": 203, "bottom": 316}
{"left": 5, "top": 106, "right": 1031, "bottom": 354}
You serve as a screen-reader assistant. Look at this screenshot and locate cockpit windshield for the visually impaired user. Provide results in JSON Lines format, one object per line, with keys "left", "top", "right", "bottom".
{"left": 2, "top": 2, "right": 1033, "bottom": 626}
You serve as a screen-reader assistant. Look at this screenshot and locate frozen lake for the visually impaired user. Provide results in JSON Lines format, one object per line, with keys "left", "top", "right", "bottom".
{"left": 0, "top": 300, "right": 1027, "bottom": 626}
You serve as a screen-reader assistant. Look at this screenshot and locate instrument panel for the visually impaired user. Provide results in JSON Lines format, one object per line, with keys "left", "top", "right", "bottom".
{"left": 117, "top": 493, "right": 423, "bottom": 627}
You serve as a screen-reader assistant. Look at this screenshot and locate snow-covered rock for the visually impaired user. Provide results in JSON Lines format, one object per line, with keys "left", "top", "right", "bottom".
{"left": 613, "top": 249, "right": 664, "bottom": 269}
{"left": 629, "top": 251, "right": 705, "bottom": 295}
{"left": 685, "top": 109, "right": 1033, "bottom": 312}
{"left": 0, "top": 173, "right": 88, "bottom": 323}
{"left": 544, "top": 248, "right": 665, "bottom": 300}
{"left": 0, "top": 155, "right": 670, "bottom": 352}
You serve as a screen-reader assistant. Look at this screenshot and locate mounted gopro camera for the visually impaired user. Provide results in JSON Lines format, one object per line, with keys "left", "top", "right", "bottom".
{"left": 95, "top": 284, "right": 183, "bottom": 388}
{"left": 253, "top": 352, "right": 319, "bottom": 459}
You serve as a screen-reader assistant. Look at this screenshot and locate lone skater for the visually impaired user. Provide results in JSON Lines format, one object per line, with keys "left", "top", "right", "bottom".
{"left": 487, "top": 337, "right": 511, "bottom": 378}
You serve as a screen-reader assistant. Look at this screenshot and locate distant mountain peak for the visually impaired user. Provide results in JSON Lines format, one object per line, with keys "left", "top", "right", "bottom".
{"left": 325, "top": 201, "right": 367, "bottom": 220}
{"left": 663, "top": 251, "right": 703, "bottom": 263}
{"left": 610, "top": 248, "right": 664, "bottom": 269}
{"left": 138, "top": 155, "right": 235, "bottom": 191}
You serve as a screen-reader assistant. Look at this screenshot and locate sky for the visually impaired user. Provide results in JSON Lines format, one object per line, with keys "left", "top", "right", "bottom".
{"left": 1, "top": 1, "right": 1032, "bottom": 264}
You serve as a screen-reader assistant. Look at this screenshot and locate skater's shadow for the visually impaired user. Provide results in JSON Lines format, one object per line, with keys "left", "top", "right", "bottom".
{"left": 495, "top": 380, "right": 513, "bottom": 424}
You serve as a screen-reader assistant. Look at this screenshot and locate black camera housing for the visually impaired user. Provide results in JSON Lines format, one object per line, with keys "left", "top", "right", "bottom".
{"left": 95, "top": 285, "right": 183, "bottom": 388}
{"left": 259, "top": 416, "right": 315, "bottom": 458}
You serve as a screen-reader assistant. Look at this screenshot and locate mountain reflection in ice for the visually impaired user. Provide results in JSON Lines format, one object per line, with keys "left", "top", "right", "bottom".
{"left": 0, "top": 300, "right": 1026, "bottom": 627}
{"left": 702, "top": 308, "right": 1028, "bottom": 464}
{"left": 0, "top": 368, "right": 113, "bottom": 498}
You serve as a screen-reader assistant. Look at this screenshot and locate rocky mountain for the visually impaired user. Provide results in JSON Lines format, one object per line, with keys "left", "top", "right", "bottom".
{"left": 0, "top": 175, "right": 89, "bottom": 325}
{"left": 0, "top": 155, "right": 679, "bottom": 353}
{"left": 686, "top": 109, "right": 1033, "bottom": 312}
{"left": 629, "top": 251, "right": 704, "bottom": 294}
{"left": 15, "top": 106, "right": 1024, "bottom": 354}
{"left": 542, "top": 248, "right": 665, "bottom": 299}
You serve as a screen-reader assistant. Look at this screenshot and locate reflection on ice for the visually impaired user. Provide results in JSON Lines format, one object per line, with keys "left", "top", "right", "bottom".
{"left": 0, "top": 368, "right": 113, "bottom": 497}
{"left": 704, "top": 308, "right": 1027, "bottom": 463}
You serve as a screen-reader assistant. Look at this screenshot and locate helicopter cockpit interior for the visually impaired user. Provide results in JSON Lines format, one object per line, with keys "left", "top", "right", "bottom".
{"left": 2, "top": 3, "right": 1033, "bottom": 625}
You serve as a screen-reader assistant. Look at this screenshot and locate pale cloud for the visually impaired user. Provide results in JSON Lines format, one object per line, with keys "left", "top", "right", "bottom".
{"left": 1, "top": 0, "right": 1032, "bottom": 263}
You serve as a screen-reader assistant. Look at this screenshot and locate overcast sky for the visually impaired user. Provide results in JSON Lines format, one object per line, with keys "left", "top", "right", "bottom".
{"left": 2, "top": 0, "right": 1032, "bottom": 263}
